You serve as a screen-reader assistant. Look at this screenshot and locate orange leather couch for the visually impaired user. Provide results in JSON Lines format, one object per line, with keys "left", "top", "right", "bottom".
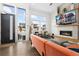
{"left": 31, "top": 35, "right": 47, "bottom": 56}
{"left": 66, "top": 44, "right": 79, "bottom": 48}
{"left": 31, "top": 35, "right": 79, "bottom": 56}
{"left": 45, "top": 41, "right": 79, "bottom": 56}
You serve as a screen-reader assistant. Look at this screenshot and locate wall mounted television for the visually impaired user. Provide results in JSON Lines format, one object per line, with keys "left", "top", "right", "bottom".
{"left": 56, "top": 10, "right": 76, "bottom": 25}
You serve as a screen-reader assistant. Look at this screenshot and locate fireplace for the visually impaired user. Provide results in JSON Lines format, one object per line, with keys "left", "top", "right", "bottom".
{"left": 60, "top": 31, "right": 72, "bottom": 36}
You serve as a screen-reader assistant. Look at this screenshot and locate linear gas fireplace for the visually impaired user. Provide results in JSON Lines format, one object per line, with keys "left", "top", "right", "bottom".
{"left": 60, "top": 31, "right": 72, "bottom": 36}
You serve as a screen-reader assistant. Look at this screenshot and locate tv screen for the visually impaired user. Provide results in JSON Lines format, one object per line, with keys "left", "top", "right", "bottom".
{"left": 56, "top": 16, "right": 61, "bottom": 25}
{"left": 56, "top": 10, "right": 76, "bottom": 25}
{"left": 64, "top": 10, "right": 76, "bottom": 24}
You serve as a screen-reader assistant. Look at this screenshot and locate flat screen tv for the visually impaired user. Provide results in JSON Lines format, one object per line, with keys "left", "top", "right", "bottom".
{"left": 56, "top": 10, "right": 76, "bottom": 25}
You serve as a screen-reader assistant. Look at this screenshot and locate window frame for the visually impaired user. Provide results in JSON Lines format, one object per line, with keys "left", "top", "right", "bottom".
{"left": 2, "top": 4, "right": 15, "bottom": 14}
{"left": 17, "top": 7, "right": 26, "bottom": 24}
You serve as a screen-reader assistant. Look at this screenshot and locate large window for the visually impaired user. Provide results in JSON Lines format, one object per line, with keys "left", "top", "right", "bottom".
{"left": 31, "top": 15, "right": 46, "bottom": 26}
{"left": 3, "top": 4, "right": 15, "bottom": 14}
{"left": 17, "top": 8, "right": 26, "bottom": 25}
{"left": 17, "top": 8, "right": 26, "bottom": 32}
{"left": 31, "top": 15, "right": 47, "bottom": 34}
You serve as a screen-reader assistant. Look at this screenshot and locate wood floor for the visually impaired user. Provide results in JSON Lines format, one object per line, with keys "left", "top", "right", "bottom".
{"left": 0, "top": 40, "right": 40, "bottom": 56}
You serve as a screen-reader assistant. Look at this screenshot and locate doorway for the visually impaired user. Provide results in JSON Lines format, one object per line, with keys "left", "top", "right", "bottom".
{"left": 1, "top": 14, "right": 15, "bottom": 44}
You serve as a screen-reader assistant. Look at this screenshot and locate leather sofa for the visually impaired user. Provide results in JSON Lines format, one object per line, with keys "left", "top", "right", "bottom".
{"left": 31, "top": 35, "right": 79, "bottom": 56}
{"left": 45, "top": 41, "right": 79, "bottom": 56}
{"left": 31, "top": 35, "right": 47, "bottom": 55}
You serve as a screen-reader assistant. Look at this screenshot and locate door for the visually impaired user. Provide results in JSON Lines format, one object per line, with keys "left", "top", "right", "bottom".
{"left": 1, "top": 14, "right": 15, "bottom": 44}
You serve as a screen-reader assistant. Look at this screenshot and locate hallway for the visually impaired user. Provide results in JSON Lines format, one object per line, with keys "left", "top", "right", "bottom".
{"left": 0, "top": 40, "right": 40, "bottom": 56}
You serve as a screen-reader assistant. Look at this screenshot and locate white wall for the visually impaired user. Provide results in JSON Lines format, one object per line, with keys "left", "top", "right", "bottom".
{"left": 50, "top": 7, "right": 58, "bottom": 35}
{"left": 29, "top": 9, "right": 51, "bottom": 33}
{"left": 50, "top": 4, "right": 79, "bottom": 39}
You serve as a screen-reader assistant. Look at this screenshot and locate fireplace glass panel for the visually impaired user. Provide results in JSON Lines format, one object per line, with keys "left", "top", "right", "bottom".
{"left": 60, "top": 31, "right": 72, "bottom": 36}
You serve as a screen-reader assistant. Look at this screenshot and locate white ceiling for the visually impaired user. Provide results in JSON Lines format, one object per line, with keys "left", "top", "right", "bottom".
{"left": 29, "top": 3, "right": 62, "bottom": 14}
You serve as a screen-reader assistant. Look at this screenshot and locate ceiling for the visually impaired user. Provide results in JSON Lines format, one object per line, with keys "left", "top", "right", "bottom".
{"left": 29, "top": 3, "right": 62, "bottom": 14}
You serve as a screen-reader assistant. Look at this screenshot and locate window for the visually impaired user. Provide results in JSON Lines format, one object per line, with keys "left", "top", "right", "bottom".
{"left": 3, "top": 4, "right": 15, "bottom": 14}
{"left": 17, "top": 8, "right": 26, "bottom": 25}
{"left": 31, "top": 15, "right": 47, "bottom": 34}
{"left": 17, "top": 8, "right": 26, "bottom": 32}
{"left": 31, "top": 15, "right": 46, "bottom": 26}
{"left": 32, "top": 21, "right": 40, "bottom": 24}
{"left": 31, "top": 15, "right": 46, "bottom": 22}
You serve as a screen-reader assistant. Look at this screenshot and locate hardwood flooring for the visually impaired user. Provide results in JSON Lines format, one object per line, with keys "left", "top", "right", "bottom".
{"left": 0, "top": 40, "right": 40, "bottom": 56}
